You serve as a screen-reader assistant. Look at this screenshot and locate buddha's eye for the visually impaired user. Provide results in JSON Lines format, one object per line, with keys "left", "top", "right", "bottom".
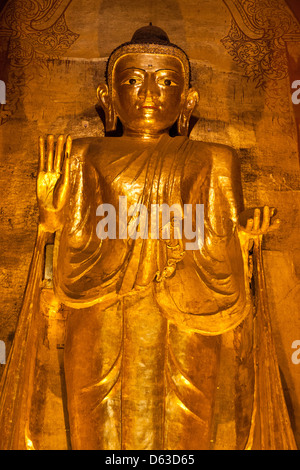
{"left": 122, "top": 77, "right": 143, "bottom": 85}
{"left": 157, "top": 77, "right": 177, "bottom": 87}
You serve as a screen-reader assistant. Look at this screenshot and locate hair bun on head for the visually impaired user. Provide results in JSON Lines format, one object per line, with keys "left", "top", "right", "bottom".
{"left": 130, "top": 24, "right": 171, "bottom": 45}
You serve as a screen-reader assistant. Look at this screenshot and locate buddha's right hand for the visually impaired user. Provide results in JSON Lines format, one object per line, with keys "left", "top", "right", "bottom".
{"left": 37, "top": 134, "right": 71, "bottom": 232}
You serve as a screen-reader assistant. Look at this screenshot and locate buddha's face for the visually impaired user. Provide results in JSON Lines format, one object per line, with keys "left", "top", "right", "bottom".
{"left": 112, "top": 53, "right": 187, "bottom": 138}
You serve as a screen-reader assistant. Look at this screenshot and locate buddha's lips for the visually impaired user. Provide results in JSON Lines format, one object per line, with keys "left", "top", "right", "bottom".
{"left": 142, "top": 105, "right": 159, "bottom": 110}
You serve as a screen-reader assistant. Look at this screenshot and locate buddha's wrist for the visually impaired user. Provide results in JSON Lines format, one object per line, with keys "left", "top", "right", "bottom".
{"left": 39, "top": 207, "right": 65, "bottom": 233}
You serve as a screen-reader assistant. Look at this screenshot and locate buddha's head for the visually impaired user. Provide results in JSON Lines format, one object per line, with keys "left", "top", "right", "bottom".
{"left": 97, "top": 24, "right": 199, "bottom": 139}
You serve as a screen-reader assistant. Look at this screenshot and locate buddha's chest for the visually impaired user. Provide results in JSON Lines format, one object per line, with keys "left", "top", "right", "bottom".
{"left": 93, "top": 147, "right": 185, "bottom": 206}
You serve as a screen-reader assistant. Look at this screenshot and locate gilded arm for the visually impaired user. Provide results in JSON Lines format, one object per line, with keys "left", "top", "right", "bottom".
{"left": 209, "top": 146, "right": 279, "bottom": 289}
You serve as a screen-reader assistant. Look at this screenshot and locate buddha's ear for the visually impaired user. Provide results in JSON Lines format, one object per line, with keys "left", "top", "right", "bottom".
{"left": 97, "top": 83, "right": 117, "bottom": 132}
{"left": 177, "top": 88, "right": 199, "bottom": 136}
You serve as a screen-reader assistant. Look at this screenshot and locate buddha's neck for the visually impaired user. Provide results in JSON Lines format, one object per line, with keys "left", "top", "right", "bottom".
{"left": 122, "top": 128, "right": 169, "bottom": 141}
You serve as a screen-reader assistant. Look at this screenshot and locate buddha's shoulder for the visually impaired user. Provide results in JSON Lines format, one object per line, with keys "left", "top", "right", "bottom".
{"left": 70, "top": 136, "right": 105, "bottom": 156}
{"left": 70, "top": 136, "right": 137, "bottom": 163}
{"left": 187, "top": 139, "right": 239, "bottom": 169}
{"left": 70, "top": 136, "right": 123, "bottom": 167}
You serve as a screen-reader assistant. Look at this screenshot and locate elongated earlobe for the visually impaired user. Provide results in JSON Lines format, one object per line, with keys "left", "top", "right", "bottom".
{"left": 97, "top": 83, "right": 118, "bottom": 132}
{"left": 177, "top": 88, "right": 199, "bottom": 136}
{"left": 177, "top": 112, "right": 189, "bottom": 136}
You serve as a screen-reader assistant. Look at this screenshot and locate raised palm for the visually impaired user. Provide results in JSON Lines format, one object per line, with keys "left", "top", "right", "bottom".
{"left": 37, "top": 134, "right": 71, "bottom": 231}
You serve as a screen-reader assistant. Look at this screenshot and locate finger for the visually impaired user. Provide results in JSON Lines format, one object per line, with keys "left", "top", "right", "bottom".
{"left": 54, "top": 135, "right": 64, "bottom": 173}
{"left": 38, "top": 136, "right": 45, "bottom": 172}
{"left": 270, "top": 207, "right": 276, "bottom": 218}
{"left": 47, "top": 135, "right": 54, "bottom": 172}
{"left": 65, "top": 135, "right": 72, "bottom": 159}
{"left": 246, "top": 218, "right": 253, "bottom": 231}
{"left": 261, "top": 206, "right": 270, "bottom": 232}
{"left": 54, "top": 138, "right": 71, "bottom": 209}
{"left": 268, "top": 218, "right": 281, "bottom": 231}
{"left": 62, "top": 150, "right": 70, "bottom": 186}
{"left": 61, "top": 135, "right": 72, "bottom": 187}
{"left": 253, "top": 208, "right": 261, "bottom": 231}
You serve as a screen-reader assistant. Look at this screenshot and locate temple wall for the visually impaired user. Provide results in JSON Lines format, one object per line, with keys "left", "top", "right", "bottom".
{"left": 0, "top": 0, "right": 299, "bottom": 447}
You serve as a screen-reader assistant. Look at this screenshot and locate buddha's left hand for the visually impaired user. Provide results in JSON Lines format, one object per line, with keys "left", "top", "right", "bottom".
{"left": 238, "top": 206, "right": 280, "bottom": 250}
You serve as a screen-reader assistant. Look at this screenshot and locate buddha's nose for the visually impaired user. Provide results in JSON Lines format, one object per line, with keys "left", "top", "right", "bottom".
{"left": 138, "top": 73, "right": 160, "bottom": 102}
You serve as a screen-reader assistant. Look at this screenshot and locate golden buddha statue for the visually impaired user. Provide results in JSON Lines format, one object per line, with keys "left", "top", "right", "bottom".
{"left": 0, "top": 25, "right": 297, "bottom": 450}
